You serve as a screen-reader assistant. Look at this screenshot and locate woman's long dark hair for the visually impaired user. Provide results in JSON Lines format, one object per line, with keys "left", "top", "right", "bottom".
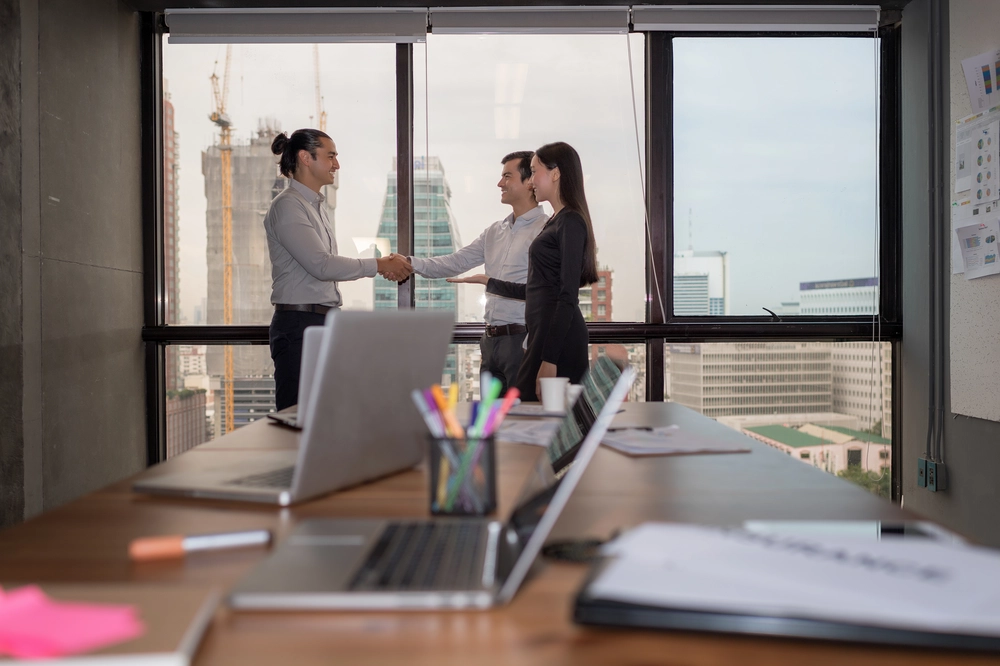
{"left": 271, "top": 128, "right": 331, "bottom": 178}
{"left": 535, "top": 142, "right": 598, "bottom": 286}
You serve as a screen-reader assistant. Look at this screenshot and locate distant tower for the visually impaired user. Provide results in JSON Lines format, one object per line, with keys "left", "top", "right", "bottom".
{"left": 374, "top": 157, "right": 462, "bottom": 385}
{"left": 163, "top": 82, "right": 181, "bottom": 390}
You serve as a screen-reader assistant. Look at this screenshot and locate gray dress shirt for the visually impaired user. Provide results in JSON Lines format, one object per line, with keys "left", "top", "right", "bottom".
{"left": 409, "top": 205, "right": 548, "bottom": 325}
{"left": 264, "top": 178, "right": 377, "bottom": 307}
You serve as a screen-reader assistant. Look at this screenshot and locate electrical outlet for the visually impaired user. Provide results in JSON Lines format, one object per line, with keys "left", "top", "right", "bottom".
{"left": 917, "top": 458, "right": 927, "bottom": 488}
{"left": 927, "top": 461, "right": 937, "bottom": 492}
{"left": 935, "top": 462, "right": 948, "bottom": 491}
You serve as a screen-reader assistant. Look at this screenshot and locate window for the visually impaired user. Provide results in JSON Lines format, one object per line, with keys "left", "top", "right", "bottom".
{"left": 666, "top": 340, "right": 892, "bottom": 490}
{"left": 672, "top": 38, "right": 879, "bottom": 317}
{"left": 147, "top": 13, "right": 899, "bottom": 492}
{"left": 162, "top": 42, "right": 398, "bottom": 326}
{"left": 412, "top": 34, "right": 646, "bottom": 324}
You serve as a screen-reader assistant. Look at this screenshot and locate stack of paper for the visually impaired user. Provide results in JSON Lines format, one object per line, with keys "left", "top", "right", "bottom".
{"left": 0, "top": 585, "right": 145, "bottom": 659}
{"left": 602, "top": 426, "right": 750, "bottom": 456}
{"left": 498, "top": 422, "right": 751, "bottom": 457}
{"left": 588, "top": 523, "right": 1000, "bottom": 638}
{"left": 497, "top": 420, "right": 560, "bottom": 446}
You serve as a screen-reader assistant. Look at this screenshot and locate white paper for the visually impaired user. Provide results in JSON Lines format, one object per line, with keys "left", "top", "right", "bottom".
{"left": 962, "top": 49, "right": 1000, "bottom": 112}
{"left": 973, "top": 121, "right": 999, "bottom": 201}
{"left": 593, "top": 523, "right": 1000, "bottom": 637}
{"left": 601, "top": 426, "right": 750, "bottom": 456}
{"left": 956, "top": 217, "right": 1000, "bottom": 279}
{"left": 951, "top": 199, "right": 998, "bottom": 273}
{"left": 497, "top": 420, "right": 560, "bottom": 446}
{"left": 955, "top": 110, "right": 1000, "bottom": 195}
{"left": 506, "top": 404, "right": 564, "bottom": 418}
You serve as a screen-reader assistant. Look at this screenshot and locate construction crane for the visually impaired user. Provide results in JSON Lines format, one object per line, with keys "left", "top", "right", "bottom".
{"left": 209, "top": 46, "right": 235, "bottom": 434}
{"left": 313, "top": 45, "right": 327, "bottom": 132}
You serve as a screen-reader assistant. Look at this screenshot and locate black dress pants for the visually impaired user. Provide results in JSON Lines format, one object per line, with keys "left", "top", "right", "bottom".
{"left": 479, "top": 331, "right": 527, "bottom": 395}
{"left": 269, "top": 310, "right": 326, "bottom": 411}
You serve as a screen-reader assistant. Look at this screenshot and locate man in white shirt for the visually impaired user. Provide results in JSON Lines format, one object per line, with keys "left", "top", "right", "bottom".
{"left": 406, "top": 151, "right": 548, "bottom": 393}
{"left": 264, "top": 128, "right": 412, "bottom": 410}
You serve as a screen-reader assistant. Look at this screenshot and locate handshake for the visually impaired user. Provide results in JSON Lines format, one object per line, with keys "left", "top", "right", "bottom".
{"left": 376, "top": 253, "right": 413, "bottom": 283}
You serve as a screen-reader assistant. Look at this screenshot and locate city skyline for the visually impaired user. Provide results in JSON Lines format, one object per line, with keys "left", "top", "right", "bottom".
{"left": 163, "top": 35, "right": 880, "bottom": 325}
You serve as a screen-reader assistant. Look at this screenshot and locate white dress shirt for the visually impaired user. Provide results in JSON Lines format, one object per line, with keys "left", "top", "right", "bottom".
{"left": 409, "top": 205, "right": 548, "bottom": 326}
{"left": 264, "top": 178, "right": 377, "bottom": 307}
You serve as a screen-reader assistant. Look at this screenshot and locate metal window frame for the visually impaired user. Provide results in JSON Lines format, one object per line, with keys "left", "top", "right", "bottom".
{"left": 141, "top": 17, "right": 903, "bottom": 480}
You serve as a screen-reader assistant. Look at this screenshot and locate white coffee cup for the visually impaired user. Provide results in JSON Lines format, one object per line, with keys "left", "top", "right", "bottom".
{"left": 539, "top": 377, "right": 570, "bottom": 412}
{"left": 565, "top": 384, "right": 584, "bottom": 409}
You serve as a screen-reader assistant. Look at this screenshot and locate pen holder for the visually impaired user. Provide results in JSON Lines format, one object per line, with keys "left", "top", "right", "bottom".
{"left": 427, "top": 435, "right": 497, "bottom": 516}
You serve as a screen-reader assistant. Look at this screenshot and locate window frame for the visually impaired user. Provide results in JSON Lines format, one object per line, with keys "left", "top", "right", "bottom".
{"left": 141, "top": 14, "right": 902, "bottom": 504}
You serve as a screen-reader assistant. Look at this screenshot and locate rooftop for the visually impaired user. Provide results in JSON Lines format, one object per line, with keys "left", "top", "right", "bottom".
{"left": 745, "top": 425, "right": 833, "bottom": 449}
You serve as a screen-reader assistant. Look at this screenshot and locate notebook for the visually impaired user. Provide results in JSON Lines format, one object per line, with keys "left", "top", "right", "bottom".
{"left": 0, "top": 584, "right": 218, "bottom": 665}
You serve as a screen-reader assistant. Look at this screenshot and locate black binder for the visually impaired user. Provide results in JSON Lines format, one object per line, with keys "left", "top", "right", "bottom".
{"left": 573, "top": 558, "right": 1000, "bottom": 653}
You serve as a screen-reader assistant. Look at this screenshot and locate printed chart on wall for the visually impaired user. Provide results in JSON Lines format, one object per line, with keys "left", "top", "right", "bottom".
{"left": 961, "top": 48, "right": 1000, "bottom": 113}
{"left": 955, "top": 111, "right": 999, "bottom": 195}
{"left": 952, "top": 199, "right": 999, "bottom": 274}
{"left": 955, "top": 219, "right": 1000, "bottom": 280}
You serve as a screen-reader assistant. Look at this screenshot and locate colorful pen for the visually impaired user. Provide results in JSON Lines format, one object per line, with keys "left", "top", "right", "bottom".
{"left": 129, "top": 529, "right": 271, "bottom": 561}
{"left": 411, "top": 389, "right": 446, "bottom": 438}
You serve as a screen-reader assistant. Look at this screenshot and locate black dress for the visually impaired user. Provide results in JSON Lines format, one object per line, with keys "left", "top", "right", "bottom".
{"left": 486, "top": 209, "right": 590, "bottom": 401}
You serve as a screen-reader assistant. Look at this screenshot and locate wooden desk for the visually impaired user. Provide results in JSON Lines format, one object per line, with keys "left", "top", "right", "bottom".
{"left": 0, "top": 403, "right": 991, "bottom": 665}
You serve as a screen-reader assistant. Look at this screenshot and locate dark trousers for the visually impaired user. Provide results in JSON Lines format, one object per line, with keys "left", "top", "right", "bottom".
{"left": 479, "top": 331, "right": 527, "bottom": 396}
{"left": 269, "top": 310, "right": 327, "bottom": 412}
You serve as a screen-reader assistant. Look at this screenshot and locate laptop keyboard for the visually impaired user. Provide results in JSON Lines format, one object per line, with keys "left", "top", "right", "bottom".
{"left": 226, "top": 466, "right": 295, "bottom": 489}
{"left": 349, "top": 522, "right": 487, "bottom": 592}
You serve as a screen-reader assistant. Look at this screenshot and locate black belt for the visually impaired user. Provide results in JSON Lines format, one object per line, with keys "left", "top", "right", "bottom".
{"left": 485, "top": 323, "right": 527, "bottom": 338}
{"left": 274, "top": 303, "right": 334, "bottom": 315}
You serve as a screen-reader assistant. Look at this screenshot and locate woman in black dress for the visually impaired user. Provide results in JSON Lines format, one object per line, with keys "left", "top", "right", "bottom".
{"left": 449, "top": 142, "right": 598, "bottom": 400}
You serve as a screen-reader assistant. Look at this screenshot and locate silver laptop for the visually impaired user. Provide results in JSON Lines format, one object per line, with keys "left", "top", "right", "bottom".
{"left": 266, "top": 325, "right": 327, "bottom": 430}
{"left": 228, "top": 363, "right": 636, "bottom": 610}
{"left": 133, "top": 310, "right": 454, "bottom": 506}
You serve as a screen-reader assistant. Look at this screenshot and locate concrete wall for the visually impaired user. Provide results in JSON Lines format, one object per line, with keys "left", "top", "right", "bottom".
{"left": 0, "top": 0, "right": 146, "bottom": 527}
{"left": 901, "top": 0, "right": 1000, "bottom": 548}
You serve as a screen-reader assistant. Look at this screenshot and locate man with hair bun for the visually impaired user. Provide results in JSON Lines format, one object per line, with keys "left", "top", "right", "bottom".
{"left": 264, "top": 128, "right": 412, "bottom": 410}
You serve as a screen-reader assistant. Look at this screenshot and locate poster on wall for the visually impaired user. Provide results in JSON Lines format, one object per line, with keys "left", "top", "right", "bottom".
{"left": 955, "top": 109, "right": 1000, "bottom": 194}
{"left": 962, "top": 48, "right": 1000, "bottom": 112}
{"left": 951, "top": 198, "right": 1000, "bottom": 274}
{"left": 955, "top": 217, "right": 1000, "bottom": 280}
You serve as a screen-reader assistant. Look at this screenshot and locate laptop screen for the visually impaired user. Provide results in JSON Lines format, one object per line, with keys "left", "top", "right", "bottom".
{"left": 547, "top": 356, "right": 624, "bottom": 473}
{"left": 493, "top": 360, "right": 634, "bottom": 601}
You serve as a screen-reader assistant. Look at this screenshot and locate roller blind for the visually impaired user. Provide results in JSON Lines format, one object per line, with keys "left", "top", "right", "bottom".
{"left": 164, "top": 8, "right": 428, "bottom": 44}
{"left": 630, "top": 5, "right": 880, "bottom": 33}
{"left": 429, "top": 6, "right": 630, "bottom": 35}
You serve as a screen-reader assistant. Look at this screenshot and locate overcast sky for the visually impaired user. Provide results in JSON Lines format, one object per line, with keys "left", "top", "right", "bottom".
{"left": 163, "top": 34, "right": 878, "bottom": 323}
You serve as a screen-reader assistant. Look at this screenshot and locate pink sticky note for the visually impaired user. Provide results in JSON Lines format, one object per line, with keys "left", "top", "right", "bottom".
{"left": 0, "top": 586, "right": 146, "bottom": 659}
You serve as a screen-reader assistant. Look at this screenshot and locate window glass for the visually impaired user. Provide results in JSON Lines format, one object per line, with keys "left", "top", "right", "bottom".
{"left": 672, "top": 38, "right": 879, "bottom": 316}
{"left": 665, "top": 340, "right": 891, "bottom": 498}
{"left": 166, "top": 344, "right": 275, "bottom": 457}
{"left": 162, "top": 42, "right": 397, "bottom": 327}
{"left": 408, "top": 34, "right": 647, "bottom": 336}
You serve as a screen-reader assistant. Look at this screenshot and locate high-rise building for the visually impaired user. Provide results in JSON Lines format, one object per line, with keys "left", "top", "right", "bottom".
{"left": 203, "top": 121, "right": 338, "bottom": 434}
{"left": 798, "top": 277, "right": 878, "bottom": 315}
{"left": 375, "top": 156, "right": 461, "bottom": 386}
{"left": 166, "top": 389, "right": 207, "bottom": 458}
{"left": 213, "top": 377, "right": 277, "bottom": 439}
{"left": 669, "top": 342, "right": 833, "bottom": 418}
{"left": 831, "top": 342, "right": 892, "bottom": 435}
{"left": 579, "top": 267, "right": 613, "bottom": 322}
{"left": 799, "top": 278, "right": 890, "bottom": 438}
{"left": 673, "top": 249, "right": 729, "bottom": 316}
{"left": 164, "top": 83, "right": 181, "bottom": 390}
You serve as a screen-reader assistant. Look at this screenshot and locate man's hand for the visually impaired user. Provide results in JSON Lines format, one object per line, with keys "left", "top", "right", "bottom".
{"left": 535, "top": 361, "right": 557, "bottom": 400}
{"left": 377, "top": 253, "right": 413, "bottom": 282}
{"left": 446, "top": 274, "right": 489, "bottom": 286}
